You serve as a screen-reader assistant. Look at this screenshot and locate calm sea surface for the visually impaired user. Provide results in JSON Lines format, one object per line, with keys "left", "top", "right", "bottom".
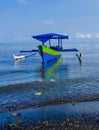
{"left": 0, "top": 42, "right": 99, "bottom": 113}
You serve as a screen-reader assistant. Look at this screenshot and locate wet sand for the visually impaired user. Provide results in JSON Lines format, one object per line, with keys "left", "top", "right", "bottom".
{"left": 0, "top": 101, "right": 99, "bottom": 130}
{"left": 0, "top": 92, "right": 99, "bottom": 113}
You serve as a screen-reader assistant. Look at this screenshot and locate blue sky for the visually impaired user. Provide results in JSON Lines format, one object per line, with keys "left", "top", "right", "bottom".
{"left": 0, "top": 0, "right": 99, "bottom": 43}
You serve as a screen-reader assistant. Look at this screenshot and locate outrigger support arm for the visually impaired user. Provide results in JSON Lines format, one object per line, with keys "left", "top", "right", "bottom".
{"left": 20, "top": 49, "right": 38, "bottom": 53}
{"left": 59, "top": 48, "right": 79, "bottom": 52}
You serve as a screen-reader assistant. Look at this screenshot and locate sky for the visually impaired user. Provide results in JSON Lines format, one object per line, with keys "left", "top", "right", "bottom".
{"left": 0, "top": 0, "right": 99, "bottom": 43}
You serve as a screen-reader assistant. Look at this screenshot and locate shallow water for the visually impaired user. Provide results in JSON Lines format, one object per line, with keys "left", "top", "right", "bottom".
{"left": 0, "top": 42, "right": 99, "bottom": 127}
{"left": 0, "top": 42, "right": 99, "bottom": 86}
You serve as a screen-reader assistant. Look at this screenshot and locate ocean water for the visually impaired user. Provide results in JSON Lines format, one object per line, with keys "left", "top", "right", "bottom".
{"left": 0, "top": 42, "right": 99, "bottom": 113}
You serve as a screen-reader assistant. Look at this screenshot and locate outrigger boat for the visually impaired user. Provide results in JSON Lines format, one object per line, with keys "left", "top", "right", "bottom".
{"left": 32, "top": 33, "right": 82, "bottom": 63}
{"left": 14, "top": 33, "right": 82, "bottom": 64}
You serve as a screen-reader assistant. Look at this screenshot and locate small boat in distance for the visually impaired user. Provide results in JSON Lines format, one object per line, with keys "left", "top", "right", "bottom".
{"left": 32, "top": 33, "right": 80, "bottom": 63}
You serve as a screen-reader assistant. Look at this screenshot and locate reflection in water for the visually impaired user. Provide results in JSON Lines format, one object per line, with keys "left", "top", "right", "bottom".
{"left": 40, "top": 57, "right": 68, "bottom": 81}
{"left": 14, "top": 56, "right": 69, "bottom": 82}
{"left": 14, "top": 58, "right": 25, "bottom": 70}
{"left": 44, "top": 57, "right": 62, "bottom": 69}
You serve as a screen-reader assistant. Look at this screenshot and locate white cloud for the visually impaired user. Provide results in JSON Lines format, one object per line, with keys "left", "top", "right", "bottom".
{"left": 42, "top": 20, "right": 54, "bottom": 25}
{"left": 94, "top": 33, "right": 99, "bottom": 38}
{"left": 75, "top": 32, "right": 92, "bottom": 39}
{"left": 16, "top": 0, "right": 27, "bottom": 4}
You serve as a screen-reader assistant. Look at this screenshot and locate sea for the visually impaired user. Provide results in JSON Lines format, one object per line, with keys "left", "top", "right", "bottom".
{"left": 0, "top": 42, "right": 99, "bottom": 126}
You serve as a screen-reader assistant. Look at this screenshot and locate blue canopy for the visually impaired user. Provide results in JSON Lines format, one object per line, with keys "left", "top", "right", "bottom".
{"left": 32, "top": 33, "right": 69, "bottom": 43}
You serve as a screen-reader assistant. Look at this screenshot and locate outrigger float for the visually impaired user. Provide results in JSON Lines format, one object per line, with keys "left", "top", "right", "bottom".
{"left": 14, "top": 33, "right": 82, "bottom": 64}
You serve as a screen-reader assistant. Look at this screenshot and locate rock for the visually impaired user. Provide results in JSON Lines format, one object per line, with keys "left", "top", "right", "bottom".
{"left": 12, "top": 112, "right": 21, "bottom": 117}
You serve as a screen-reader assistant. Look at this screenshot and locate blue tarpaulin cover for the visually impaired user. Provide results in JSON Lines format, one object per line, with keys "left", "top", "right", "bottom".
{"left": 32, "top": 33, "right": 69, "bottom": 43}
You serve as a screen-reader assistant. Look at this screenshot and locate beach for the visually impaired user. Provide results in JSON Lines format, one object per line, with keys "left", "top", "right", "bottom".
{"left": 0, "top": 97, "right": 99, "bottom": 129}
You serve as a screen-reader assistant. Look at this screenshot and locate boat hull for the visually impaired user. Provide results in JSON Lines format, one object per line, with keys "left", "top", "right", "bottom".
{"left": 38, "top": 45, "right": 61, "bottom": 63}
